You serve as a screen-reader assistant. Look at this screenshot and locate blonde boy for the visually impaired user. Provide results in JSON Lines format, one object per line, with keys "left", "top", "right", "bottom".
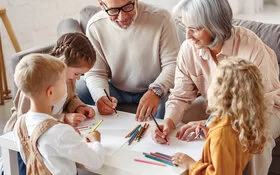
{"left": 13, "top": 54, "right": 105, "bottom": 175}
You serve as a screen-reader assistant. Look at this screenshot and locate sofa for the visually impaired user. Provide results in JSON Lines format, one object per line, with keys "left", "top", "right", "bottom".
{"left": 9, "top": 5, "right": 280, "bottom": 174}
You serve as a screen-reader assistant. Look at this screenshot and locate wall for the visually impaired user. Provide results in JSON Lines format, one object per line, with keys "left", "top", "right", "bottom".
{"left": 0, "top": 0, "right": 98, "bottom": 93}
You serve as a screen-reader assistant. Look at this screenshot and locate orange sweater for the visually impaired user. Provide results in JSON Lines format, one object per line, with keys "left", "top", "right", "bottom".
{"left": 189, "top": 117, "right": 252, "bottom": 175}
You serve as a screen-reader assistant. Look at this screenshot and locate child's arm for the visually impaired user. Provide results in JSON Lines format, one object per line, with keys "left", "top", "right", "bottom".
{"left": 64, "top": 80, "right": 88, "bottom": 114}
{"left": 64, "top": 113, "right": 87, "bottom": 127}
{"left": 53, "top": 124, "right": 106, "bottom": 171}
{"left": 188, "top": 129, "right": 241, "bottom": 175}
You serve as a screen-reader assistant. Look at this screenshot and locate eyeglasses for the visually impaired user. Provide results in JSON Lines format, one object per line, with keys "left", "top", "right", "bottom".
{"left": 186, "top": 26, "right": 203, "bottom": 34}
{"left": 101, "top": 1, "right": 135, "bottom": 16}
{"left": 175, "top": 18, "right": 203, "bottom": 35}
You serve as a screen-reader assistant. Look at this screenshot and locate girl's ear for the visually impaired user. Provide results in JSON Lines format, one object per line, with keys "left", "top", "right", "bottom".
{"left": 46, "top": 86, "right": 54, "bottom": 98}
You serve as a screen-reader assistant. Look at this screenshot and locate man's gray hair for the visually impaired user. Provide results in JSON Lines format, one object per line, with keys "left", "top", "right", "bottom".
{"left": 173, "top": 0, "right": 233, "bottom": 47}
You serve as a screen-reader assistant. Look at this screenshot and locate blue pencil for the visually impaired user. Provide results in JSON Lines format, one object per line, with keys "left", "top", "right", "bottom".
{"left": 128, "top": 125, "right": 141, "bottom": 145}
{"left": 194, "top": 115, "right": 212, "bottom": 139}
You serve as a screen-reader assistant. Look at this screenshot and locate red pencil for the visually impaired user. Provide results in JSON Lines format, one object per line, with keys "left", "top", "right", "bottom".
{"left": 150, "top": 152, "right": 172, "bottom": 161}
{"left": 134, "top": 158, "right": 166, "bottom": 166}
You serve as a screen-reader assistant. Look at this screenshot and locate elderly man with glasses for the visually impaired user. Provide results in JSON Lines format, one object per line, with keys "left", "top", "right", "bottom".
{"left": 76, "top": 0, "right": 180, "bottom": 121}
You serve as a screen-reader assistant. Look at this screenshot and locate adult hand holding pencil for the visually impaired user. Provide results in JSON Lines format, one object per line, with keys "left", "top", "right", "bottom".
{"left": 150, "top": 114, "right": 170, "bottom": 144}
{"left": 96, "top": 89, "right": 118, "bottom": 115}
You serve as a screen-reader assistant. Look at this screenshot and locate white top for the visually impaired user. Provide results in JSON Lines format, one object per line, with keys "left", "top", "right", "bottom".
{"left": 85, "top": 2, "right": 180, "bottom": 102}
{"left": 13, "top": 111, "right": 106, "bottom": 175}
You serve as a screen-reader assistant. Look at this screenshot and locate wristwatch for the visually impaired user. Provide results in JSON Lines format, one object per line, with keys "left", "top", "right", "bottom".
{"left": 149, "top": 87, "right": 163, "bottom": 97}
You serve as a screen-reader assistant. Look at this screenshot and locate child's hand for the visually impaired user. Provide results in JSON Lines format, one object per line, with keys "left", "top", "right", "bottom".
{"left": 172, "top": 152, "right": 195, "bottom": 169}
{"left": 76, "top": 106, "right": 95, "bottom": 118}
{"left": 195, "top": 123, "right": 209, "bottom": 139}
{"left": 64, "top": 113, "right": 86, "bottom": 127}
{"left": 86, "top": 131, "right": 101, "bottom": 142}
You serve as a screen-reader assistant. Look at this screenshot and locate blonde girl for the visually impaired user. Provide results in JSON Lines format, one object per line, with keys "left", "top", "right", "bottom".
{"left": 172, "top": 59, "right": 267, "bottom": 175}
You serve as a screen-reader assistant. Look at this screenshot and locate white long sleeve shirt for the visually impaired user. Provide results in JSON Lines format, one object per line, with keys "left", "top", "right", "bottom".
{"left": 14, "top": 112, "right": 106, "bottom": 175}
{"left": 85, "top": 2, "right": 180, "bottom": 102}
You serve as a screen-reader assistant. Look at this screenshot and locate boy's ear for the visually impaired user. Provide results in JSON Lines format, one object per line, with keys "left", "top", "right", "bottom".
{"left": 46, "top": 86, "right": 54, "bottom": 97}
{"left": 98, "top": 0, "right": 103, "bottom": 8}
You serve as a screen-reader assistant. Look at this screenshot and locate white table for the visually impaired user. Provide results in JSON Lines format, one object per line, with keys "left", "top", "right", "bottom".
{"left": 0, "top": 109, "right": 203, "bottom": 175}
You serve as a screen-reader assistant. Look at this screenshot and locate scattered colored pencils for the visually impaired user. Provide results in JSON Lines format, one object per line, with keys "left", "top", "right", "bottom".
{"left": 143, "top": 152, "right": 173, "bottom": 166}
{"left": 126, "top": 123, "right": 149, "bottom": 145}
{"left": 136, "top": 123, "right": 149, "bottom": 142}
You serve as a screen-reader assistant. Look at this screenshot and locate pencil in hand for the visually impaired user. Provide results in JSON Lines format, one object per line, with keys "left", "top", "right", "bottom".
{"left": 194, "top": 115, "right": 212, "bottom": 140}
{"left": 103, "top": 89, "right": 118, "bottom": 115}
{"left": 149, "top": 113, "right": 169, "bottom": 144}
{"left": 86, "top": 119, "right": 103, "bottom": 142}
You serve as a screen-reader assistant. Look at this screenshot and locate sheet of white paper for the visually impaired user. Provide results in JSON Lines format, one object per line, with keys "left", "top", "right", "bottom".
{"left": 76, "top": 107, "right": 167, "bottom": 156}
{"left": 80, "top": 129, "right": 129, "bottom": 156}
{"left": 131, "top": 136, "right": 204, "bottom": 161}
{"left": 77, "top": 110, "right": 139, "bottom": 130}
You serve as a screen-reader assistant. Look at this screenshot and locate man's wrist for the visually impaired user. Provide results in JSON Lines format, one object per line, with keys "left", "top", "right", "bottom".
{"left": 149, "top": 87, "right": 163, "bottom": 97}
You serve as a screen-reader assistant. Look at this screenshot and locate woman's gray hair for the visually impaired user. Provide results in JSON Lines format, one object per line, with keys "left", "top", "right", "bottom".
{"left": 173, "top": 0, "right": 233, "bottom": 47}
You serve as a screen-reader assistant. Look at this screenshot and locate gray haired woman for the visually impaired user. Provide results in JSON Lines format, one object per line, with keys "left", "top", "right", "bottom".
{"left": 152, "top": 0, "right": 280, "bottom": 174}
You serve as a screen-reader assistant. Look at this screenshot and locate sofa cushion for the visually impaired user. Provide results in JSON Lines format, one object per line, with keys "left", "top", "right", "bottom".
{"left": 233, "top": 19, "right": 280, "bottom": 79}
{"left": 80, "top": 5, "right": 101, "bottom": 33}
{"left": 10, "top": 43, "right": 54, "bottom": 96}
{"left": 57, "top": 18, "right": 83, "bottom": 38}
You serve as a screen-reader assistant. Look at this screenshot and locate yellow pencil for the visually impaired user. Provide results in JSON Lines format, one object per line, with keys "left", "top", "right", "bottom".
{"left": 89, "top": 119, "right": 103, "bottom": 133}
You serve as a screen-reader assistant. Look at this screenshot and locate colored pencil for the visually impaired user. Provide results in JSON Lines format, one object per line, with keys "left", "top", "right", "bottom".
{"left": 150, "top": 152, "right": 172, "bottom": 161}
{"left": 135, "top": 123, "right": 146, "bottom": 141}
{"left": 134, "top": 158, "right": 166, "bottom": 167}
{"left": 135, "top": 126, "right": 144, "bottom": 140}
{"left": 76, "top": 125, "right": 89, "bottom": 129}
{"left": 89, "top": 119, "right": 103, "bottom": 133}
{"left": 125, "top": 124, "right": 141, "bottom": 138}
{"left": 149, "top": 113, "right": 168, "bottom": 143}
{"left": 194, "top": 115, "right": 212, "bottom": 139}
{"left": 86, "top": 119, "right": 103, "bottom": 142}
{"left": 128, "top": 126, "right": 141, "bottom": 145}
{"left": 104, "top": 89, "right": 118, "bottom": 115}
{"left": 137, "top": 123, "right": 149, "bottom": 141}
{"left": 154, "top": 152, "right": 172, "bottom": 159}
{"left": 140, "top": 123, "right": 149, "bottom": 138}
{"left": 143, "top": 153, "right": 174, "bottom": 166}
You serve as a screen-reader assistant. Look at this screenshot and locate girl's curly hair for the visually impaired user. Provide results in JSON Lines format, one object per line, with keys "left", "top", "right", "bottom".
{"left": 207, "top": 58, "right": 267, "bottom": 154}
